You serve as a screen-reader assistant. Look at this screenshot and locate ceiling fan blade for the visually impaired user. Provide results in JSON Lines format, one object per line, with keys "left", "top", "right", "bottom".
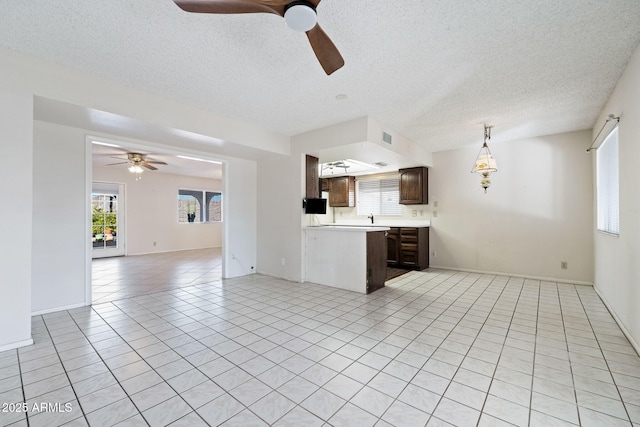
{"left": 173, "top": 0, "right": 283, "bottom": 15}
{"left": 144, "top": 161, "right": 168, "bottom": 165}
{"left": 305, "top": 24, "right": 344, "bottom": 75}
{"left": 105, "top": 162, "right": 130, "bottom": 166}
{"left": 141, "top": 163, "right": 158, "bottom": 171}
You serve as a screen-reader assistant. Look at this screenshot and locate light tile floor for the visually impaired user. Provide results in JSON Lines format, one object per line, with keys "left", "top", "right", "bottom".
{"left": 92, "top": 248, "right": 222, "bottom": 304}
{"left": 2, "top": 267, "right": 640, "bottom": 426}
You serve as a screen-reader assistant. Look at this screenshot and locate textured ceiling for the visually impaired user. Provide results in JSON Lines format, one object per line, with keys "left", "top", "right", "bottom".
{"left": 1, "top": 1, "right": 640, "bottom": 151}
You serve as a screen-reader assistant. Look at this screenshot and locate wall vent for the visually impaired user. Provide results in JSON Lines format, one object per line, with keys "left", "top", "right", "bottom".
{"left": 382, "top": 132, "right": 392, "bottom": 145}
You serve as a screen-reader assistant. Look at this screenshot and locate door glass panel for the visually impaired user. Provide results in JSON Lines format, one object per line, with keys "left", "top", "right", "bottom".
{"left": 92, "top": 193, "right": 118, "bottom": 250}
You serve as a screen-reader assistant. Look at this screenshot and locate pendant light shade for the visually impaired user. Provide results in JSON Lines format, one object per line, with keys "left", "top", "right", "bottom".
{"left": 472, "top": 124, "right": 498, "bottom": 192}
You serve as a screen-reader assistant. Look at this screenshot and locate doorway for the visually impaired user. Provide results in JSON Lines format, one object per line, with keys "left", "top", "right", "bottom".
{"left": 91, "top": 182, "right": 125, "bottom": 258}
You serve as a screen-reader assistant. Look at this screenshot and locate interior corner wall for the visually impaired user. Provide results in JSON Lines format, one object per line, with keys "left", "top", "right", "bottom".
{"left": 430, "top": 130, "right": 594, "bottom": 284}
{"left": 256, "top": 154, "right": 304, "bottom": 282}
{"left": 224, "top": 158, "right": 258, "bottom": 279}
{"left": 0, "top": 84, "right": 33, "bottom": 350}
{"left": 92, "top": 167, "right": 222, "bottom": 255}
{"left": 593, "top": 42, "right": 640, "bottom": 351}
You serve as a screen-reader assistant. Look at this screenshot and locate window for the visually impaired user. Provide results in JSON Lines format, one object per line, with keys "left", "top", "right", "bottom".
{"left": 178, "top": 189, "right": 222, "bottom": 223}
{"left": 596, "top": 127, "right": 619, "bottom": 235}
{"left": 357, "top": 175, "right": 402, "bottom": 216}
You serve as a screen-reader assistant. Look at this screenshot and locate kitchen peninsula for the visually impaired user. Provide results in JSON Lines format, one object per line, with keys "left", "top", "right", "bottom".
{"left": 305, "top": 225, "right": 389, "bottom": 294}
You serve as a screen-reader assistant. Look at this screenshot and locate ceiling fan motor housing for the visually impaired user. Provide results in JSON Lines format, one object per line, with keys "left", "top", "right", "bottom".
{"left": 127, "top": 153, "right": 145, "bottom": 162}
{"left": 284, "top": 1, "right": 317, "bottom": 32}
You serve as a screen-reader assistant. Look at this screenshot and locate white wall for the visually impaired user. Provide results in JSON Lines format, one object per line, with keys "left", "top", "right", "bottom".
{"left": 0, "top": 82, "right": 33, "bottom": 351}
{"left": 93, "top": 166, "right": 222, "bottom": 255}
{"left": 224, "top": 158, "right": 258, "bottom": 278}
{"left": 593, "top": 42, "right": 640, "bottom": 351}
{"left": 32, "top": 122, "right": 87, "bottom": 314}
{"left": 257, "top": 153, "right": 304, "bottom": 281}
{"left": 430, "top": 130, "right": 594, "bottom": 284}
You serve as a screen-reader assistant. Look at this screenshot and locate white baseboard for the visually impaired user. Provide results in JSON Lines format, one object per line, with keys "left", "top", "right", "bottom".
{"left": 0, "top": 337, "right": 34, "bottom": 352}
{"left": 593, "top": 286, "right": 640, "bottom": 357}
{"left": 32, "top": 302, "right": 88, "bottom": 316}
{"left": 428, "top": 264, "right": 594, "bottom": 286}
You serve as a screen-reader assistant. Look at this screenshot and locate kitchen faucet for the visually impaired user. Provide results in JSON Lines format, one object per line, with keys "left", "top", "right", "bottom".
{"left": 367, "top": 214, "right": 374, "bottom": 224}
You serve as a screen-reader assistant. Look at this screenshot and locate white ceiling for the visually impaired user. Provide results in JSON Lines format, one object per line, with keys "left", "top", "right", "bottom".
{"left": 2, "top": 1, "right": 640, "bottom": 152}
{"left": 91, "top": 142, "right": 223, "bottom": 180}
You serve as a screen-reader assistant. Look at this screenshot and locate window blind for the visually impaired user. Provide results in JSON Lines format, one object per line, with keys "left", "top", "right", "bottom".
{"left": 596, "top": 127, "right": 619, "bottom": 235}
{"left": 357, "top": 177, "right": 402, "bottom": 216}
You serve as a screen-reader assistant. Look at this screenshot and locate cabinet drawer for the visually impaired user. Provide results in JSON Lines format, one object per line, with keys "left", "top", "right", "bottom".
{"left": 400, "top": 234, "right": 418, "bottom": 243}
{"left": 401, "top": 243, "right": 417, "bottom": 252}
{"left": 400, "top": 252, "right": 418, "bottom": 266}
{"left": 400, "top": 228, "right": 418, "bottom": 235}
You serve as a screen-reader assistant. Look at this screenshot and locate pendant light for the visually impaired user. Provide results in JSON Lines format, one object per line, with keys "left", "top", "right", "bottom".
{"left": 471, "top": 124, "right": 497, "bottom": 193}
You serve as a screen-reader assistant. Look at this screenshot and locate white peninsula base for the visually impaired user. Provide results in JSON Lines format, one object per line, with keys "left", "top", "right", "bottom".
{"left": 305, "top": 226, "right": 389, "bottom": 294}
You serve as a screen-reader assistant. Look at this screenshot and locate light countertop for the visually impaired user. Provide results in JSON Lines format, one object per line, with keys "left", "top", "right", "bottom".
{"left": 306, "top": 225, "right": 390, "bottom": 232}
{"left": 320, "top": 220, "right": 430, "bottom": 228}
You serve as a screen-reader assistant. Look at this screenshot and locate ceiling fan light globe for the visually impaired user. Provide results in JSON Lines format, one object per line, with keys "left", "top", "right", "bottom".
{"left": 284, "top": 4, "right": 317, "bottom": 32}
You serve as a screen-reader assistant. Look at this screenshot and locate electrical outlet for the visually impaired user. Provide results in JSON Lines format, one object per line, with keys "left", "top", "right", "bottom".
{"left": 432, "top": 251, "right": 436, "bottom": 257}
{"left": 412, "top": 210, "right": 417, "bottom": 217}
{"left": 153, "top": 241, "right": 156, "bottom": 246}
{"left": 281, "top": 258, "right": 286, "bottom": 266}
{"left": 561, "top": 261, "right": 568, "bottom": 270}
{"left": 433, "top": 211, "right": 438, "bottom": 218}
{"left": 434, "top": 201, "right": 439, "bottom": 208}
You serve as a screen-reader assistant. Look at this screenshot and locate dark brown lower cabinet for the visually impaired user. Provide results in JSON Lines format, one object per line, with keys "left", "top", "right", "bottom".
{"left": 386, "top": 228, "right": 400, "bottom": 264}
{"left": 387, "top": 227, "right": 429, "bottom": 270}
{"left": 366, "top": 231, "right": 387, "bottom": 294}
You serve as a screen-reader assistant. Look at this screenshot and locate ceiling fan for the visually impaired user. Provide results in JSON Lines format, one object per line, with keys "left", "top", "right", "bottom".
{"left": 106, "top": 153, "right": 168, "bottom": 178}
{"left": 322, "top": 161, "right": 350, "bottom": 173}
{"left": 172, "top": 0, "right": 344, "bottom": 75}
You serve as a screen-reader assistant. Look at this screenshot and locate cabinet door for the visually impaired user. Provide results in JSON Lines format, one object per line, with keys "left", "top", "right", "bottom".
{"left": 386, "top": 230, "right": 399, "bottom": 265}
{"left": 305, "top": 155, "right": 320, "bottom": 198}
{"left": 366, "top": 231, "right": 387, "bottom": 294}
{"left": 328, "top": 176, "right": 355, "bottom": 207}
{"left": 399, "top": 167, "right": 428, "bottom": 205}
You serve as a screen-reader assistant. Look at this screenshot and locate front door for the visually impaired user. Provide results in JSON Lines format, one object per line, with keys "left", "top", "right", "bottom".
{"left": 92, "top": 182, "right": 125, "bottom": 258}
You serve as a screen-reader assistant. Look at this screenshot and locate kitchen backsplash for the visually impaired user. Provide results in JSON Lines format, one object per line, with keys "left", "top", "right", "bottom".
{"left": 307, "top": 191, "right": 430, "bottom": 226}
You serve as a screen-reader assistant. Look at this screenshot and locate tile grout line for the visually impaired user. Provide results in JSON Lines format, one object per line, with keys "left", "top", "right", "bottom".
{"left": 373, "top": 272, "right": 509, "bottom": 426}
{"left": 573, "top": 284, "right": 635, "bottom": 425}
{"left": 33, "top": 314, "right": 88, "bottom": 425}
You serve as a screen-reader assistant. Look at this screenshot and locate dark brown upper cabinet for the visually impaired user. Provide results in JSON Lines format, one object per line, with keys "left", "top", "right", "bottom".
{"left": 399, "top": 167, "right": 428, "bottom": 205}
{"left": 320, "top": 178, "right": 330, "bottom": 192}
{"left": 328, "top": 176, "right": 355, "bottom": 207}
{"left": 305, "top": 155, "right": 320, "bottom": 198}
